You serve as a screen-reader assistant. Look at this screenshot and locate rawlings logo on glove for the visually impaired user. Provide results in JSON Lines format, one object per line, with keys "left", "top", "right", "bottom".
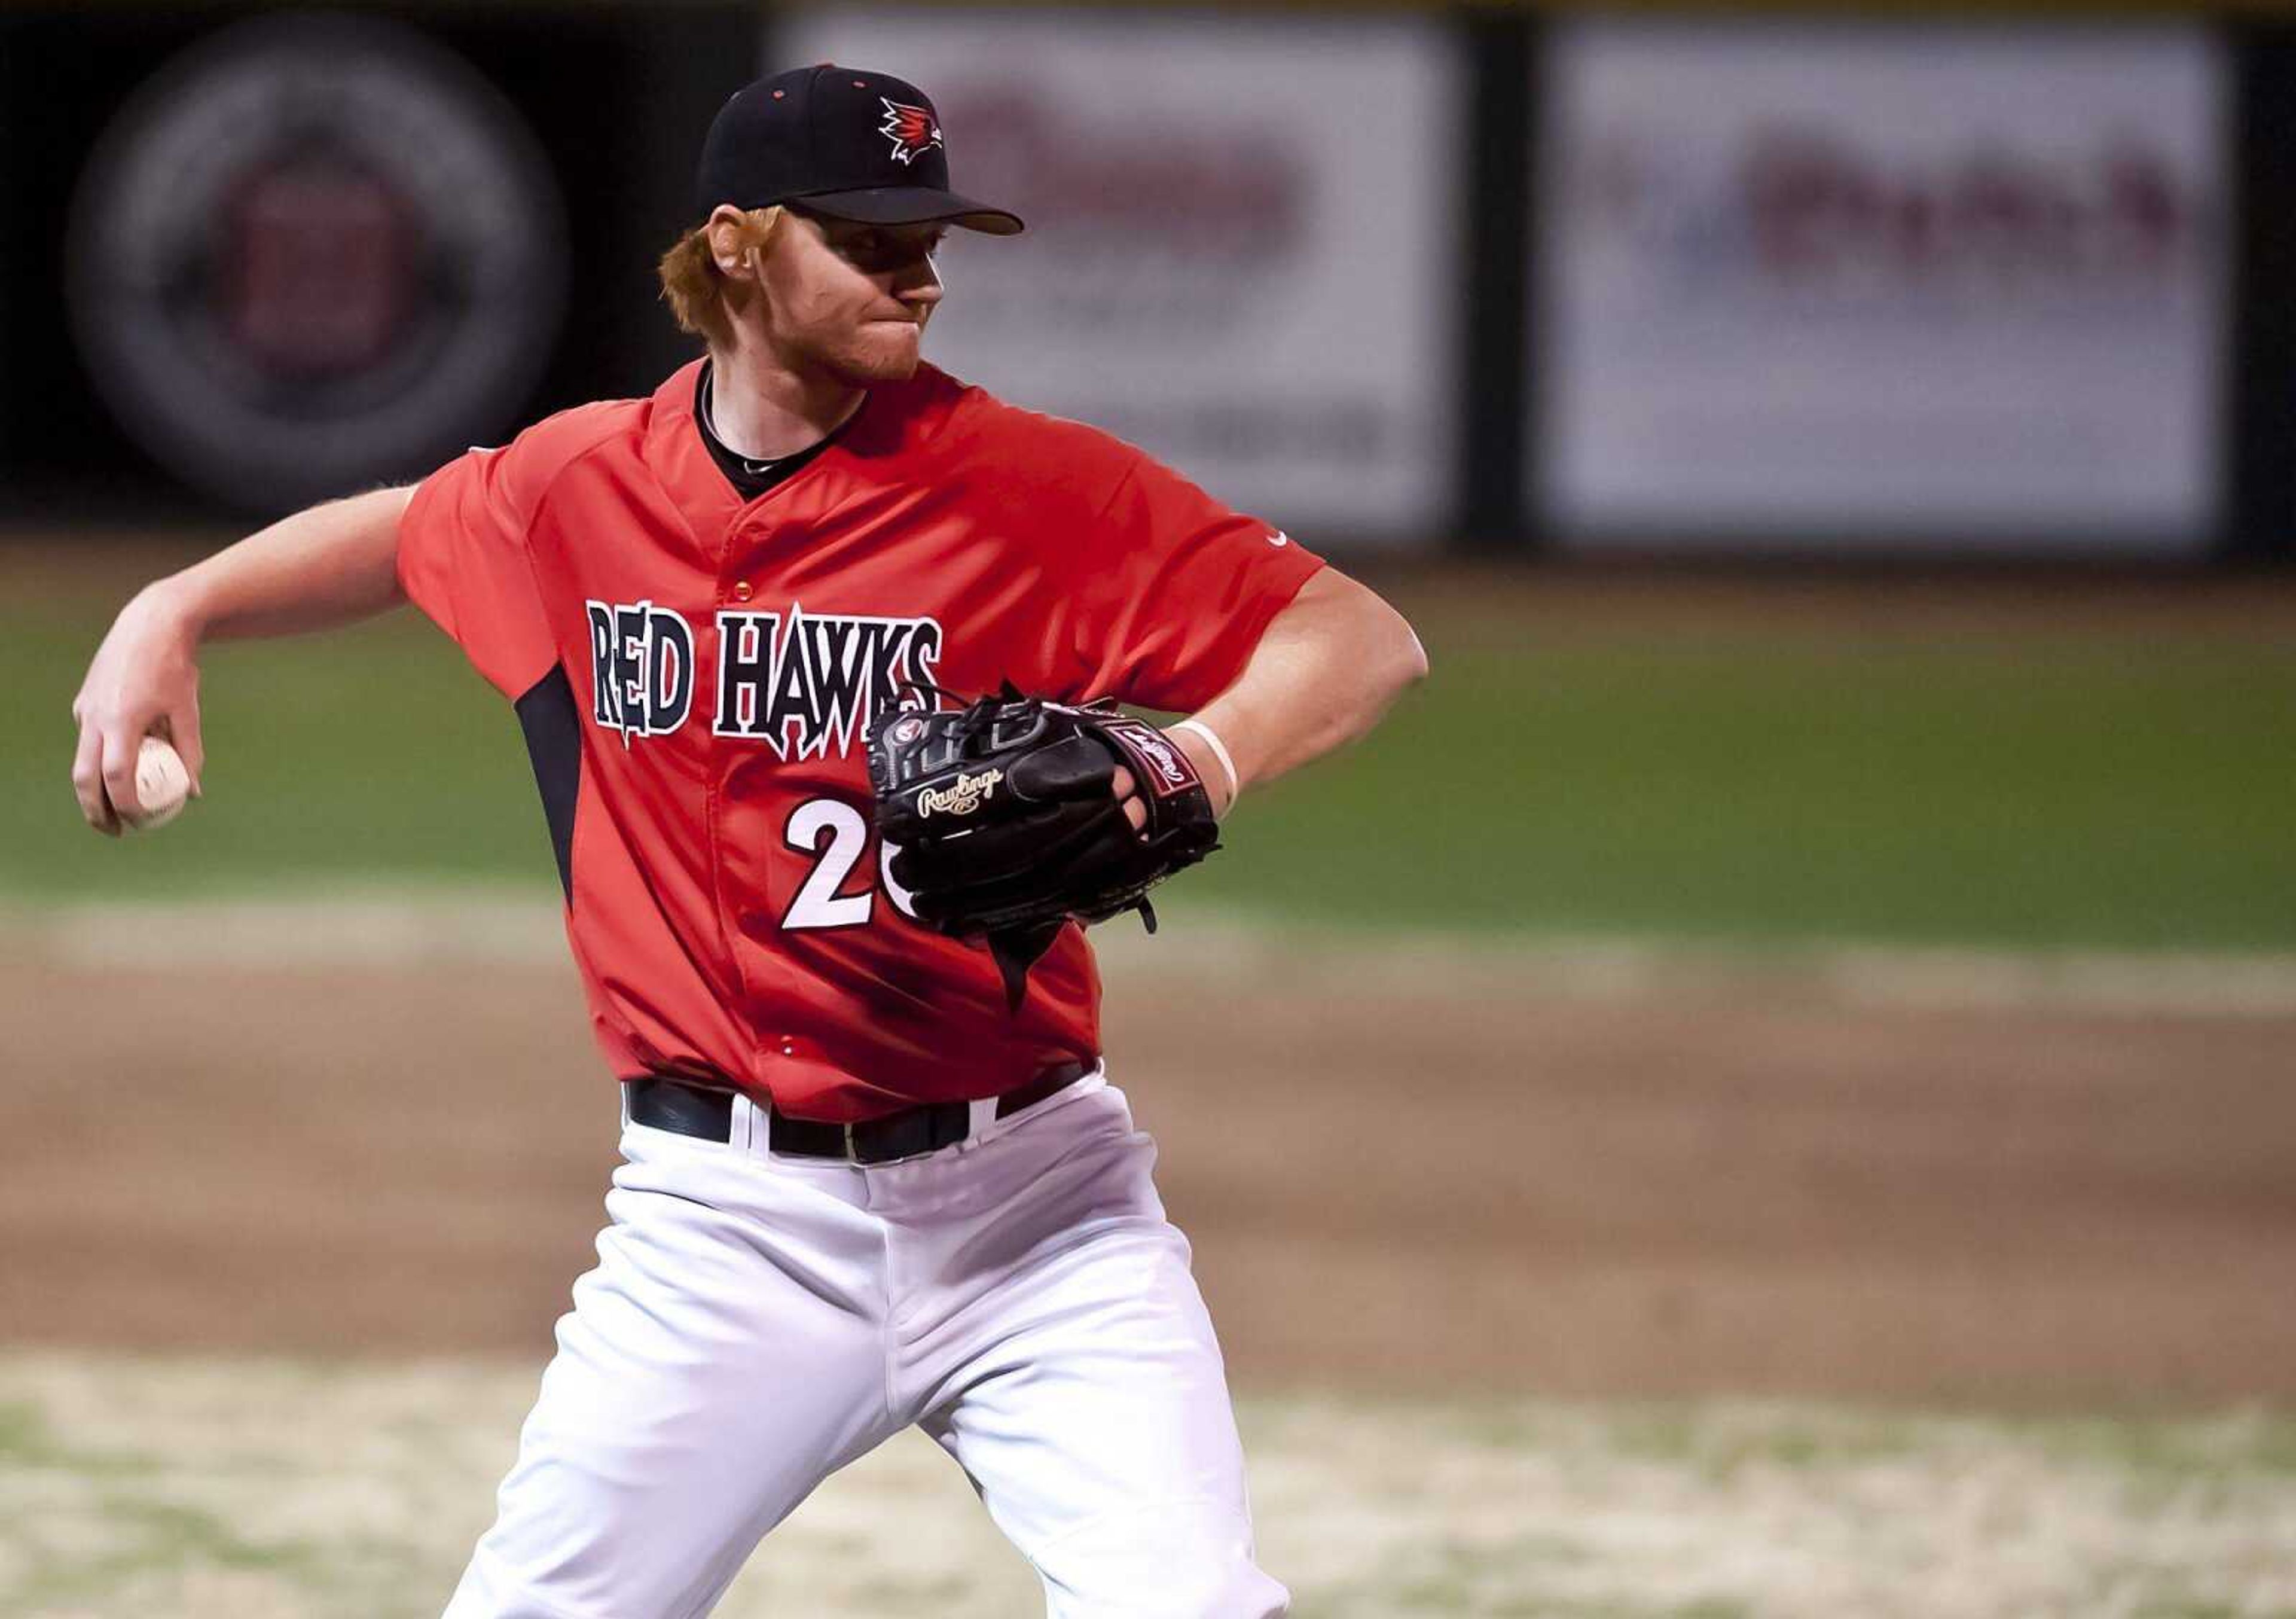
{"left": 917, "top": 769, "right": 1003, "bottom": 817}
{"left": 865, "top": 684, "right": 1220, "bottom": 1010}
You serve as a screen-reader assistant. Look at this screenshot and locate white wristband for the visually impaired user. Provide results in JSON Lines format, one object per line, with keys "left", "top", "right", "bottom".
{"left": 1169, "top": 718, "right": 1240, "bottom": 813}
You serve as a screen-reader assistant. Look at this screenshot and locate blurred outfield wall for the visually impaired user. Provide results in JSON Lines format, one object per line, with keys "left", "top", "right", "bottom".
{"left": 2, "top": 1, "right": 2292, "bottom": 560}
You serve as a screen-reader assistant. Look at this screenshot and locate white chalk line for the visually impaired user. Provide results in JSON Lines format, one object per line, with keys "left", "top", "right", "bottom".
{"left": 5, "top": 890, "right": 2296, "bottom": 1019}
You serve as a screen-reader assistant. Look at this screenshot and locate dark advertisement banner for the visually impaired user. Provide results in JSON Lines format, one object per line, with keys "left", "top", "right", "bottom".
{"left": 0, "top": 5, "right": 758, "bottom": 522}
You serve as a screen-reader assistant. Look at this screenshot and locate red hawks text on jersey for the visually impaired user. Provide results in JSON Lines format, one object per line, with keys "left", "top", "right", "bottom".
{"left": 396, "top": 361, "right": 1324, "bottom": 1121}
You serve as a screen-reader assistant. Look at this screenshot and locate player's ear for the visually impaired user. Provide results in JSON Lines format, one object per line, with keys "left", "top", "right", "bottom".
{"left": 706, "top": 206, "right": 759, "bottom": 281}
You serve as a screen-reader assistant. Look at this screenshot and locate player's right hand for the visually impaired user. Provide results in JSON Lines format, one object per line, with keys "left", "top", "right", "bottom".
{"left": 71, "top": 584, "right": 206, "bottom": 837}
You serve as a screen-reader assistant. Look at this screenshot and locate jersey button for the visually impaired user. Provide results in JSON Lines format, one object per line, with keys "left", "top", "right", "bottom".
{"left": 731, "top": 581, "right": 752, "bottom": 602}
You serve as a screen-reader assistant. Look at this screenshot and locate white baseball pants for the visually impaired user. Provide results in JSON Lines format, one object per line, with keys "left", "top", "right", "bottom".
{"left": 442, "top": 1072, "right": 1287, "bottom": 1618}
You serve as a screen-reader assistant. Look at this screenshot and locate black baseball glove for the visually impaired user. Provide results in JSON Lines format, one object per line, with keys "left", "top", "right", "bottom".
{"left": 866, "top": 685, "right": 1221, "bottom": 1008}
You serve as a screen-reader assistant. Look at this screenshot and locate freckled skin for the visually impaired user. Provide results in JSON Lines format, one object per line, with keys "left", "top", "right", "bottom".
{"left": 757, "top": 213, "right": 949, "bottom": 389}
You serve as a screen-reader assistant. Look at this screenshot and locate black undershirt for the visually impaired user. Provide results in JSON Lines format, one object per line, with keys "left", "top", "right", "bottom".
{"left": 694, "top": 361, "right": 853, "bottom": 500}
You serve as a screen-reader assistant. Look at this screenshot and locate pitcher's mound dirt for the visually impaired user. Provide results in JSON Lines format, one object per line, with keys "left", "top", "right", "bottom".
{"left": 5, "top": 945, "right": 2292, "bottom": 1404}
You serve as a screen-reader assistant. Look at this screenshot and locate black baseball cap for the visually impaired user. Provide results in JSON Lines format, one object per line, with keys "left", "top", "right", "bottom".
{"left": 695, "top": 63, "right": 1024, "bottom": 236}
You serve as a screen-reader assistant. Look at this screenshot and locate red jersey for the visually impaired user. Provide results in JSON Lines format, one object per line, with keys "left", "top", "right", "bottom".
{"left": 397, "top": 359, "right": 1323, "bottom": 1120}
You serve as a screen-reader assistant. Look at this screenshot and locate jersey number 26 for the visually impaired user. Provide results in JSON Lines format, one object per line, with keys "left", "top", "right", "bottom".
{"left": 779, "top": 797, "right": 918, "bottom": 931}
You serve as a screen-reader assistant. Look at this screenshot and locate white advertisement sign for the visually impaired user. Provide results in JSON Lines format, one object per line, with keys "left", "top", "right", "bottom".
{"left": 774, "top": 9, "right": 1463, "bottom": 542}
{"left": 1535, "top": 23, "right": 2228, "bottom": 553}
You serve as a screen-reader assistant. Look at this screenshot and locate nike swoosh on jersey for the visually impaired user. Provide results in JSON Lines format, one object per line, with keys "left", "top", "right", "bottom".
{"left": 1268, "top": 530, "right": 1290, "bottom": 547}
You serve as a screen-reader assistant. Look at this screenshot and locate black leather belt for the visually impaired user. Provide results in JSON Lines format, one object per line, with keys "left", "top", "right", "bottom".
{"left": 625, "top": 1060, "right": 1092, "bottom": 1165}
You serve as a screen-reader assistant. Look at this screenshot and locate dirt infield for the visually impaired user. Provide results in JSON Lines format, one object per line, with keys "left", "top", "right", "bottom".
{"left": 5, "top": 920, "right": 2292, "bottom": 1405}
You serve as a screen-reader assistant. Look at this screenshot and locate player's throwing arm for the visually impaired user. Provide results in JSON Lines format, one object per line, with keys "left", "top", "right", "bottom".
{"left": 72, "top": 486, "right": 413, "bottom": 833}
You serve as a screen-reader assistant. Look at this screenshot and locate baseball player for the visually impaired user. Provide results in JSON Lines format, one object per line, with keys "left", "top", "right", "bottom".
{"left": 70, "top": 63, "right": 1425, "bottom": 1617}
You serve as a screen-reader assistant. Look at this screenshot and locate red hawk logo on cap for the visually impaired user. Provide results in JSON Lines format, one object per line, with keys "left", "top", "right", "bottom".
{"left": 878, "top": 98, "right": 942, "bottom": 166}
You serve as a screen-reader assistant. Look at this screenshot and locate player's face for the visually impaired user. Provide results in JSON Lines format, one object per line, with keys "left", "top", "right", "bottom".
{"left": 761, "top": 211, "right": 947, "bottom": 385}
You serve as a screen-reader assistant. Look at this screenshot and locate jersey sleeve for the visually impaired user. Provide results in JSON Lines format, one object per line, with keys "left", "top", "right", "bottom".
{"left": 1058, "top": 451, "right": 1326, "bottom": 714}
{"left": 396, "top": 437, "right": 561, "bottom": 702}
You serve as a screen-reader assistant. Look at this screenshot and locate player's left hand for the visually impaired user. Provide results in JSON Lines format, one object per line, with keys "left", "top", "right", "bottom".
{"left": 1112, "top": 766, "right": 1146, "bottom": 834}
{"left": 866, "top": 689, "right": 1223, "bottom": 1007}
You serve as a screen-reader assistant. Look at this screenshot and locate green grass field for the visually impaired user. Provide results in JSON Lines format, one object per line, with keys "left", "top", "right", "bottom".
{"left": 6, "top": 1352, "right": 2295, "bottom": 1619}
{"left": 7, "top": 575, "right": 2292, "bottom": 950}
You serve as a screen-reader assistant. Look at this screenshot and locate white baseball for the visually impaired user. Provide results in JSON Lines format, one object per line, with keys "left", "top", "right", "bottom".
{"left": 120, "top": 735, "right": 191, "bottom": 832}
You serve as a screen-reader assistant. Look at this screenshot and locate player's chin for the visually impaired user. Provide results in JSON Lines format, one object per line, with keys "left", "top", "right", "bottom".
{"left": 839, "top": 324, "right": 924, "bottom": 382}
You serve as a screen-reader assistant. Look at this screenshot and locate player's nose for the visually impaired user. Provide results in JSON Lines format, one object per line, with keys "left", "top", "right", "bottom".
{"left": 893, "top": 251, "right": 944, "bottom": 307}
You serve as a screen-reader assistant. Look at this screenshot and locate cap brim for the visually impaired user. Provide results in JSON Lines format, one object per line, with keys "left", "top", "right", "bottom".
{"left": 793, "top": 185, "right": 1024, "bottom": 236}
